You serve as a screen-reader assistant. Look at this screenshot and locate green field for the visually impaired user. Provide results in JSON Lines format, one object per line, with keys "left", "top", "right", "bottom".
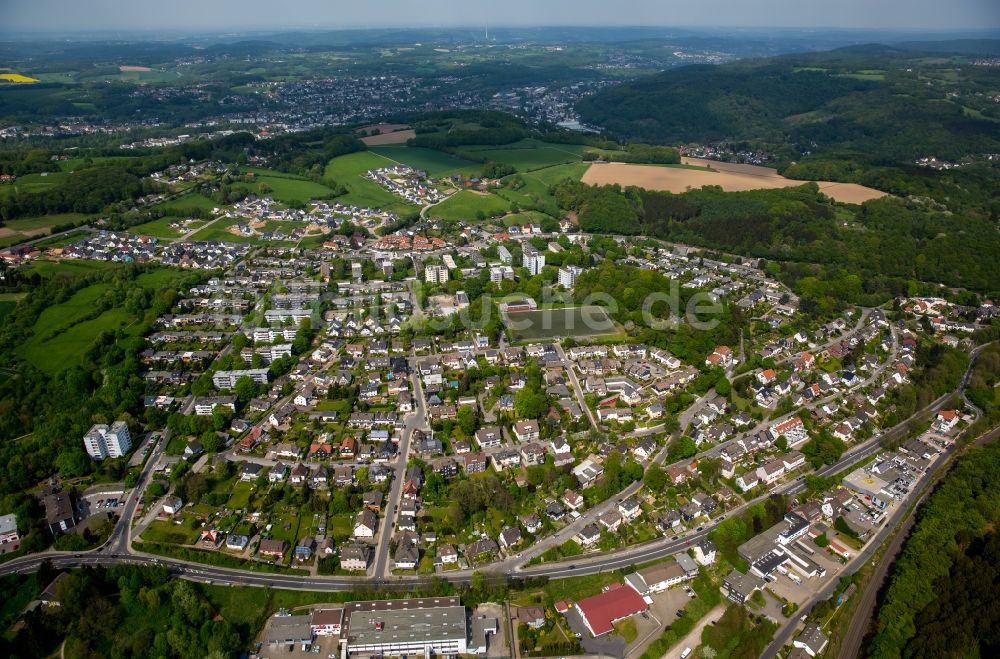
{"left": 19, "top": 267, "right": 190, "bottom": 373}
{"left": 455, "top": 139, "right": 594, "bottom": 171}
{"left": 428, "top": 189, "right": 511, "bottom": 222}
{"left": 504, "top": 305, "right": 620, "bottom": 341}
{"left": 154, "top": 193, "right": 218, "bottom": 215}
{"left": 25, "top": 259, "right": 121, "bottom": 279}
{"left": 189, "top": 220, "right": 301, "bottom": 246}
{"left": 369, "top": 145, "right": 479, "bottom": 176}
{"left": 0, "top": 212, "right": 88, "bottom": 247}
{"left": 129, "top": 215, "right": 201, "bottom": 238}
{"left": 245, "top": 168, "right": 336, "bottom": 204}
{"left": 0, "top": 171, "right": 66, "bottom": 197}
{"left": 323, "top": 151, "right": 420, "bottom": 214}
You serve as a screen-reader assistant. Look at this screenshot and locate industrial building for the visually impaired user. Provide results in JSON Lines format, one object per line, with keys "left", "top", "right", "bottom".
{"left": 343, "top": 597, "right": 469, "bottom": 656}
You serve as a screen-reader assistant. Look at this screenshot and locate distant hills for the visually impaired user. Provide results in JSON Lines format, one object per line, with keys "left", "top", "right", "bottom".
{"left": 576, "top": 42, "right": 1000, "bottom": 162}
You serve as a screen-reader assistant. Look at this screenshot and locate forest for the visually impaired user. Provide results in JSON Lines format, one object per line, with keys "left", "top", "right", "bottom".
{"left": 866, "top": 440, "right": 1000, "bottom": 658}
{"left": 552, "top": 180, "right": 1000, "bottom": 302}
{"left": 1, "top": 564, "right": 247, "bottom": 659}
{"left": 576, "top": 44, "right": 1000, "bottom": 163}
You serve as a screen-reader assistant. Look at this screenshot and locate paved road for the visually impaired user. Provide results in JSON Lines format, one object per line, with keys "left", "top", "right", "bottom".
{"left": 0, "top": 331, "right": 987, "bottom": 605}
{"left": 554, "top": 342, "right": 598, "bottom": 428}
{"left": 763, "top": 342, "right": 995, "bottom": 658}
{"left": 372, "top": 368, "right": 426, "bottom": 578}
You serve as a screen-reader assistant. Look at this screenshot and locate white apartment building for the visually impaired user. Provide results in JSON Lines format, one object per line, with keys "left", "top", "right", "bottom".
{"left": 523, "top": 248, "right": 546, "bottom": 276}
{"left": 558, "top": 265, "right": 583, "bottom": 289}
{"left": 213, "top": 368, "right": 269, "bottom": 389}
{"left": 425, "top": 264, "right": 449, "bottom": 285}
{"left": 83, "top": 421, "right": 132, "bottom": 460}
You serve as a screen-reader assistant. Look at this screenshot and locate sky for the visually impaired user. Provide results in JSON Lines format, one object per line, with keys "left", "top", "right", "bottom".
{"left": 3, "top": 0, "right": 1000, "bottom": 33}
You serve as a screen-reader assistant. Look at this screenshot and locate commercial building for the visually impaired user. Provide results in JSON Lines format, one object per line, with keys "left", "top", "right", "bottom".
{"left": 624, "top": 559, "right": 692, "bottom": 594}
{"left": 263, "top": 614, "right": 314, "bottom": 647}
{"left": 213, "top": 368, "right": 269, "bottom": 389}
{"left": 83, "top": 421, "right": 132, "bottom": 460}
{"left": 343, "top": 597, "right": 468, "bottom": 655}
{"left": 575, "top": 583, "right": 649, "bottom": 637}
{"left": 0, "top": 513, "right": 20, "bottom": 545}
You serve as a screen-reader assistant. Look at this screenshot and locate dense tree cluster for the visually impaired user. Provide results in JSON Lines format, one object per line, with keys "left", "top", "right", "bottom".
{"left": 867, "top": 441, "right": 1000, "bottom": 658}
{"left": 1, "top": 565, "right": 244, "bottom": 659}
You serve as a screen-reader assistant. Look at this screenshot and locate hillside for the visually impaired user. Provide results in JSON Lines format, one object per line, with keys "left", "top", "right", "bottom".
{"left": 576, "top": 44, "right": 1000, "bottom": 163}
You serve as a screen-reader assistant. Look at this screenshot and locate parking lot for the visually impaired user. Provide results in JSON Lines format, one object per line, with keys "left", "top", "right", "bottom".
{"left": 257, "top": 634, "right": 338, "bottom": 659}
{"left": 77, "top": 488, "right": 128, "bottom": 519}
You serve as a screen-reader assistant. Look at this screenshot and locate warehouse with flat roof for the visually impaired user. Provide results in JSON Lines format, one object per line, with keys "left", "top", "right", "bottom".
{"left": 344, "top": 597, "right": 468, "bottom": 656}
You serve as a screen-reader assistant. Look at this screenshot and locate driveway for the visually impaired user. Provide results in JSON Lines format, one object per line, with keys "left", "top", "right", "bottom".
{"left": 564, "top": 606, "right": 626, "bottom": 659}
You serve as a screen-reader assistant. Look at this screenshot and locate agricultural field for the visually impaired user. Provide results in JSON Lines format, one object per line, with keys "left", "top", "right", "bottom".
{"left": 583, "top": 159, "right": 888, "bottom": 204}
{"left": 428, "top": 189, "right": 511, "bottom": 222}
{"left": 504, "top": 305, "right": 621, "bottom": 341}
{"left": 0, "top": 73, "right": 39, "bottom": 83}
{"left": 243, "top": 168, "right": 336, "bottom": 204}
{"left": 0, "top": 212, "right": 88, "bottom": 248}
{"left": 368, "top": 145, "right": 479, "bottom": 176}
{"left": 0, "top": 171, "right": 66, "bottom": 197}
{"left": 323, "top": 151, "right": 421, "bottom": 214}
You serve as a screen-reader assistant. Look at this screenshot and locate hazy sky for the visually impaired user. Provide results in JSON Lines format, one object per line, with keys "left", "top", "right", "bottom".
{"left": 4, "top": 0, "right": 1000, "bottom": 33}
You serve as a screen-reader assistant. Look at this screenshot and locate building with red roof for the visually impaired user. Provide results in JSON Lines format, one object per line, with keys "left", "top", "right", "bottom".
{"left": 575, "top": 583, "right": 648, "bottom": 637}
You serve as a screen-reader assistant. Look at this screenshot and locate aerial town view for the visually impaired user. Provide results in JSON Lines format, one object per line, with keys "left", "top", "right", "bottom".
{"left": 0, "top": 2, "right": 998, "bottom": 659}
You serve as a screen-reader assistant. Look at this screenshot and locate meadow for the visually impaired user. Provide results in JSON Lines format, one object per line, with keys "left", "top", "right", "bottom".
{"left": 323, "top": 151, "right": 420, "bottom": 214}
{"left": 20, "top": 266, "right": 190, "bottom": 374}
{"left": 153, "top": 192, "right": 219, "bottom": 215}
{"left": 455, "top": 139, "right": 584, "bottom": 171}
{"left": 128, "top": 216, "right": 202, "bottom": 238}
{"left": 428, "top": 189, "right": 511, "bottom": 222}
{"left": 368, "top": 145, "right": 478, "bottom": 176}
{"left": 244, "top": 168, "right": 336, "bottom": 204}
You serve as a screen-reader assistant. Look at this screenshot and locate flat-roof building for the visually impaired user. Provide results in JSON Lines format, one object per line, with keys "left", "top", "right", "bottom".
{"left": 264, "top": 614, "right": 313, "bottom": 646}
{"left": 344, "top": 597, "right": 468, "bottom": 656}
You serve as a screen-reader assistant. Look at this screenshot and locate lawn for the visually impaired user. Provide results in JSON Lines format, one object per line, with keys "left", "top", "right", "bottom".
{"left": 323, "top": 151, "right": 420, "bottom": 214}
{"left": 427, "top": 190, "right": 510, "bottom": 222}
{"left": 368, "top": 145, "right": 479, "bottom": 176}
{"left": 226, "top": 482, "right": 254, "bottom": 510}
{"left": 0, "top": 171, "right": 66, "bottom": 197}
{"left": 526, "top": 161, "right": 590, "bottom": 186}
{"left": 614, "top": 618, "right": 639, "bottom": 644}
{"left": 505, "top": 306, "right": 621, "bottom": 342}
{"left": 141, "top": 519, "right": 201, "bottom": 545}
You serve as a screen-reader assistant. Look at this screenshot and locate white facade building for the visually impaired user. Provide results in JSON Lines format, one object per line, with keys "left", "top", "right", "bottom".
{"left": 83, "top": 421, "right": 132, "bottom": 460}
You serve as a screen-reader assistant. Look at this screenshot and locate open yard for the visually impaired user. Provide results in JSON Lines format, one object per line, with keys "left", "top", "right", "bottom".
{"left": 582, "top": 159, "right": 888, "bottom": 204}
{"left": 428, "top": 190, "right": 510, "bottom": 222}
{"left": 504, "top": 305, "right": 621, "bottom": 342}
{"left": 129, "top": 216, "right": 203, "bottom": 238}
